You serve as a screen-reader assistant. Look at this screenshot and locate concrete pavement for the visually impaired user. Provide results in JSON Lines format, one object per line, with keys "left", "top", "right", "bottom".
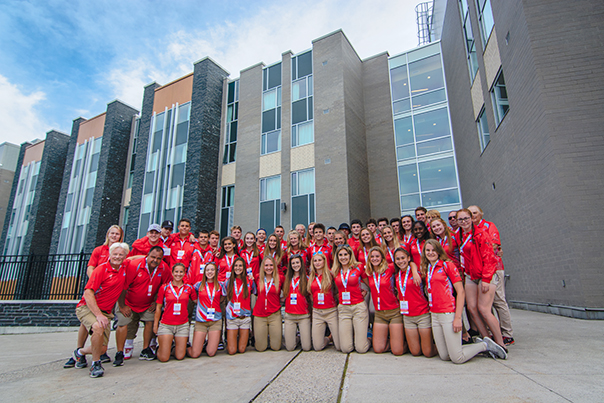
{"left": 0, "top": 309, "right": 602, "bottom": 402}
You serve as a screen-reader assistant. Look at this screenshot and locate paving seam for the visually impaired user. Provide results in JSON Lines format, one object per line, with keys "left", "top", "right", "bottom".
{"left": 336, "top": 353, "right": 350, "bottom": 403}
{"left": 493, "top": 360, "right": 574, "bottom": 402}
{"left": 249, "top": 349, "right": 302, "bottom": 402}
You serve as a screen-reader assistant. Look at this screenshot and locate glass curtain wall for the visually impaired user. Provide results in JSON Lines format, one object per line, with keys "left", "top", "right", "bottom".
{"left": 4, "top": 160, "right": 40, "bottom": 255}
{"left": 291, "top": 168, "right": 315, "bottom": 228}
{"left": 57, "top": 136, "right": 103, "bottom": 254}
{"left": 389, "top": 42, "right": 462, "bottom": 216}
{"left": 259, "top": 175, "right": 280, "bottom": 233}
{"left": 261, "top": 63, "right": 282, "bottom": 155}
{"left": 139, "top": 102, "right": 190, "bottom": 238}
{"left": 458, "top": 0, "right": 479, "bottom": 81}
{"left": 291, "top": 51, "right": 314, "bottom": 147}
{"left": 220, "top": 185, "right": 235, "bottom": 237}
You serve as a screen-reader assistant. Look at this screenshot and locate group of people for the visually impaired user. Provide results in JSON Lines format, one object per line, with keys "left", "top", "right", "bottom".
{"left": 64, "top": 205, "right": 514, "bottom": 378}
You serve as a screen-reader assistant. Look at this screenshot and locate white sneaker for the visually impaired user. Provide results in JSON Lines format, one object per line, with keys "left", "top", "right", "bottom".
{"left": 484, "top": 337, "right": 507, "bottom": 360}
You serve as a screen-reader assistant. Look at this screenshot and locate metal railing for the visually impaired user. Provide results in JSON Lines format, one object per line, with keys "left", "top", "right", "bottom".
{"left": 0, "top": 253, "right": 90, "bottom": 300}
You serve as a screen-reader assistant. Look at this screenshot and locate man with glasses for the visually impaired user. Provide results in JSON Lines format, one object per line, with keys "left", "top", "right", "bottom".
{"left": 448, "top": 211, "right": 459, "bottom": 232}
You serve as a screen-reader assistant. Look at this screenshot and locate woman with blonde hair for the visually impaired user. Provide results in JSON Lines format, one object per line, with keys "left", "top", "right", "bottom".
{"left": 308, "top": 251, "right": 340, "bottom": 351}
{"left": 224, "top": 257, "right": 255, "bottom": 355}
{"left": 380, "top": 225, "right": 400, "bottom": 265}
{"left": 240, "top": 232, "right": 261, "bottom": 279}
{"left": 332, "top": 245, "right": 369, "bottom": 353}
{"left": 253, "top": 256, "right": 283, "bottom": 351}
{"left": 421, "top": 239, "right": 506, "bottom": 363}
{"left": 365, "top": 247, "right": 405, "bottom": 355}
{"left": 355, "top": 227, "right": 379, "bottom": 266}
{"left": 263, "top": 233, "right": 285, "bottom": 275}
{"left": 283, "top": 254, "right": 311, "bottom": 351}
{"left": 430, "top": 218, "right": 460, "bottom": 269}
{"left": 284, "top": 230, "right": 306, "bottom": 269}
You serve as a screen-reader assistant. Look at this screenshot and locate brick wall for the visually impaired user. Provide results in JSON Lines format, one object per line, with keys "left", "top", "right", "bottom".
{"left": 0, "top": 301, "right": 80, "bottom": 327}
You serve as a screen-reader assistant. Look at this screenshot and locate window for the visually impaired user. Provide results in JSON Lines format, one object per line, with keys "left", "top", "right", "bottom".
{"left": 223, "top": 81, "right": 239, "bottom": 164}
{"left": 220, "top": 186, "right": 235, "bottom": 237}
{"left": 476, "top": 0, "right": 495, "bottom": 47}
{"left": 291, "top": 51, "right": 314, "bottom": 147}
{"left": 261, "top": 64, "right": 282, "bottom": 155}
{"left": 138, "top": 103, "right": 190, "bottom": 238}
{"left": 490, "top": 70, "right": 509, "bottom": 126}
{"left": 259, "top": 176, "right": 281, "bottom": 233}
{"left": 477, "top": 107, "right": 490, "bottom": 151}
{"left": 291, "top": 169, "right": 315, "bottom": 228}
{"left": 459, "top": 0, "right": 478, "bottom": 81}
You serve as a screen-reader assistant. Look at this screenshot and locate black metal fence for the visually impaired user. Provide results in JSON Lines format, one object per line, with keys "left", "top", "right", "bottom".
{"left": 0, "top": 253, "right": 90, "bottom": 300}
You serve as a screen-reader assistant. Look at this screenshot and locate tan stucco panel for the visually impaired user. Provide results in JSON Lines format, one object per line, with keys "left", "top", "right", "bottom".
{"left": 22, "top": 141, "right": 45, "bottom": 166}
{"left": 221, "top": 162, "right": 236, "bottom": 186}
{"left": 471, "top": 72, "right": 484, "bottom": 119}
{"left": 483, "top": 30, "right": 502, "bottom": 89}
{"left": 259, "top": 152, "right": 281, "bottom": 178}
{"left": 290, "top": 144, "right": 315, "bottom": 172}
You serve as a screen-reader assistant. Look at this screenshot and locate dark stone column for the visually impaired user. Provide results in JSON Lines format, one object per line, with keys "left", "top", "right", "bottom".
{"left": 125, "top": 83, "right": 159, "bottom": 244}
{"left": 183, "top": 58, "right": 228, "bottom": 232}
{"left": 86, "top": 101, "right": 138, "bottom": 251}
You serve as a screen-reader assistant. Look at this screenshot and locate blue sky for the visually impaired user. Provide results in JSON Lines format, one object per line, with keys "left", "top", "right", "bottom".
{"left": 0, "top": 0, "right": 420, "bottom": 145}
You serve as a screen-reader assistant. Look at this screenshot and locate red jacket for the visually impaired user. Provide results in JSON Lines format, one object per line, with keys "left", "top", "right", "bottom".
{"left": 455, "top": 226, "right": 497, "bottom": 283}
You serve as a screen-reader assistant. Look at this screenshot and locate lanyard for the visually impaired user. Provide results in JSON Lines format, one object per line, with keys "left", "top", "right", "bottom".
{"left": 169, "top": 283, "right": 184, "bottom": 302}
{"left": 340, "top": 268, "right": 351, "bottom": 290}
{"left": 416, "top": 240, "right": 423, "bottom": 256}
{"left": 291, "top": 276, "right": 300, "bottom": 292}
{"left": 234, "top": 278, "right": 244, "bottom": 301}
{"left": 244, "top": 250, "right": 253, "bottom": 265}
{"left": 363, "top": 247, "right": 368, "bottom": 263}
{"left": 372, "top": 272, "right": 383, "bottom": 295}
{"left": 264, "top": 277, "right": 274, "bottom": 310}
{"left": 142, "top": 261, "right": 158, "bottom": 284}
{"left": 205, "top": 282, "right": 216, "bottom": 306}
{"left": 439, "top": 236, "right": 448, "bottom": 248}
{"left": 315, "top": 276, "right": 323, "bottom": 292}
{"left": 404, "top": 233, "right": 411, "bottom": 243}
{"left": 386, "top": 246, "right": 394, "bottom": 262}
{"left": 460, "top": 233, "right": 472, "bottom": 253}
{"left": 397, "top": 267, "right": 411, "bottom": 299}
{"left": 225, "top": 255, "right": 235, "bottom": 270}
{"left": 427, "top": 260, "right": 439, "bottom": 292}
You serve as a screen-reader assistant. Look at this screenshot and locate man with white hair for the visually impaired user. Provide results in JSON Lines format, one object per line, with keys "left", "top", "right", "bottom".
{"left": 67, "top": 242, "right": 130, "bottom": 378}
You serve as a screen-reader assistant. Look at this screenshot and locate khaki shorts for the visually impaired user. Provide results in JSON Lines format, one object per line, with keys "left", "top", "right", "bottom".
{"left": 115, "top": 306, "right": 155, "bottom": 327}
{"left": 403, "top": 312, "right": 432, "bottom": 329}
{"left": 194, "top": 319, "right": 223, "bottom": 332}
{"left": 226, "top": 316, "right": 252, "bottom": 330}
{"left": 466, "top": 276, "right": 497, "bottom": 286}
{"left": 76, "top": 305, "right": 114, "bottom": 346}
{"left": 374, "top": 308, "right": 403, "bottom": 325}
{"left": 157, "top": 322, "right": 190, "bottom": 337}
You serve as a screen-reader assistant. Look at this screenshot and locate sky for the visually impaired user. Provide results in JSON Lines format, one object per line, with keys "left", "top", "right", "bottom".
{"left": 0, "top": 0, "right": 423, "bottom": 145}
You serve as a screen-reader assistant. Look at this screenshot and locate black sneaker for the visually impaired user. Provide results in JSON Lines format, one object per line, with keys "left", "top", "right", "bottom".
{"left": 139, "top": 347, "right": 156, "bottom": 361}
{"left": 63, "top": 356, "right": 76, "bottom": 368}
{"left": 89, "top": 361, "right": 104, "bottom": 378}
{"left": 217, "top": 341, "right": 224, "bottom": 351}
{"left": 100, "top": 352, "right": 111, "bottom": 363}
{"left": 113, "top": 351, "right": 124, "bottom": 367}
{"left": 503, "top": 337, "right": 515, "bottom": 346}
{"left": 71, "top": 349, "right": 87, "bottom": 369}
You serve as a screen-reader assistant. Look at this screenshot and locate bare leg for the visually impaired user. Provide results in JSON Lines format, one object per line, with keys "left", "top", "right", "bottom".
{"left": 478, "top": 282, "right": 505, "bottom": 346}
{"left": 205, "top": 330, "right": 221, "bottom": 357}
{"left": 188, "top": 331, "right": 207, "bottom": 358}
{"left": 372, "top": 323, "right": 389, "bottom": 353}
{"left": 227, "top": 329, "right": 238, "bottom": 355}
{"left": 238, "top": 329, "right": 250, "bottom": 353}
{"left": 174, "top": 336, "right": 188, "bottom": 360}
{"left": 157, "top": 334, "right": 174, "bottom": 362}
{"left": 389, "top": 323, "right": 405, "bottom": 356}
{"left": 419, "top": 328, "right": 437, "bottom": 357}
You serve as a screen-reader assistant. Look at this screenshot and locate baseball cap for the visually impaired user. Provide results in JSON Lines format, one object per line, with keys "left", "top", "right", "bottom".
{"left": 161, "top": 220, "right": 174, "bottom": 229}
{"left": 148, "top": 223, "right": 161, "bottom": 233}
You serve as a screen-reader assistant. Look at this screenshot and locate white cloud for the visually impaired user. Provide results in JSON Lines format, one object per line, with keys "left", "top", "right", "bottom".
{"left": 103, "top": 0, "right": 420, "bottom": 106}
{"left": 0, "top": 74, "right": 52, "bottom": 145}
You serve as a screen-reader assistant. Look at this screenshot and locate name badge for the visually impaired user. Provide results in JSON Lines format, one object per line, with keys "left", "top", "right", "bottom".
{"left": 177, "top": 250, "right": 185, "bottom": 258}
{"left": 233, "top": 302, "right": 241, "bottom": 315}
{"left": 428, "top": 293, "right": 433, "bottom": 307}
{"left": 460, "top": 256, "right": 465, "bottom": 268}
{"left": 173, "top": 303, "right": 181, "bottom": 315}
{"left": 318, "top": 293, "right": 325, "bottom": 305}
{"left": 342, "top": 292, "right": 351, "bottom": 304}
{"left": 163, "top": 247, "right": 171, "bottom": 256}
{"left": 400, "top": 300, "right": 409, "bottom": 315}
{"left": 147, "top": 285, "right": 153, "bottom": 297}
{"left": 200, "top": 264, "right": 205, "bottom": 274}
{"left": 246, "top": 267, "right": 252, "bottom": 275}
{"left": 207, "top": 308, "right": 216, "bottom": 320}
{"left": 226, "top": 272, "right": 231, "bottom": 279}
{"left": 290, "top": 294, "right": 297, "bottom": 305}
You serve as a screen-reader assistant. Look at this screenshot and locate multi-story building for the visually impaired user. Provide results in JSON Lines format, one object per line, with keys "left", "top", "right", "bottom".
{"left": 124, "top": 58, "right": 228, "bottom": 241}
{"left": 49, "top": 100, "right": 138, "bottom": 255}
{"left": 438, "top": 0, "right": 604, "bottom": 312}
{"left": 1, "top": 132, "right": 70, "bottom": 256}
{"left": 215, "top": 30, "right": 462, "bottom": 235}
